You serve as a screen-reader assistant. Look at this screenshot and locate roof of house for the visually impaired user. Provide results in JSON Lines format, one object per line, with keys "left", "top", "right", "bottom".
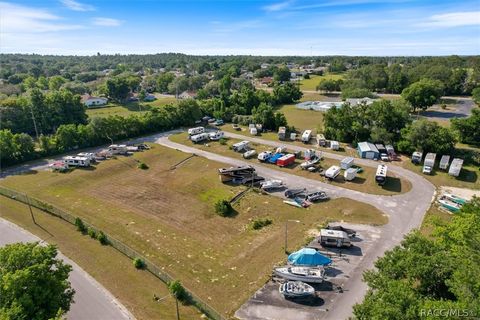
{"left": 358, "top": 142, "right": 379, "bottom": 153}
{"left": 81, "top": 94, "right": 107, "bottom": 103}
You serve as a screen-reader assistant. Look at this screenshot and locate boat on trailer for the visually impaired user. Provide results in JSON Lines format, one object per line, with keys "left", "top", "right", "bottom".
{"left": 279, "top": 281, "right": 315, "bottom": 298}
{"left": 443, "top": 193, "right": 467, "bottom": 205}
{"left": 438, "top": 197, "right": 461, "bottom": 213}
{"left": 274, "top": 266, "right": 325, "bottom": 283}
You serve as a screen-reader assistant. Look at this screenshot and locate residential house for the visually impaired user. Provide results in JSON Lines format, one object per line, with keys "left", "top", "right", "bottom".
{"left": 81, "top": 94, "right": 108, "bottom": 108}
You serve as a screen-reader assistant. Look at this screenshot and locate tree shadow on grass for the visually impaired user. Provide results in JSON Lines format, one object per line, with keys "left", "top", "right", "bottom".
{"left": 382, "top": 176, "right": 403, "bottom": 193}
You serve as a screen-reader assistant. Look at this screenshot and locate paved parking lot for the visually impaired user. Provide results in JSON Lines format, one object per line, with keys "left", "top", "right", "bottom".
{"left": 235, "top": 223, "right": 382, "bottom": 320}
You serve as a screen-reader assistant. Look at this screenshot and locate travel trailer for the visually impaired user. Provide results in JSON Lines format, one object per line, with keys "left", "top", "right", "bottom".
{"left": 423, "top": 153, "right": 436, "bottom": 175}
{"left": 325, "top": 166, "right": 341, "bottom": 180}
{"left": 108, "top": 144, "right": 128, "bottom": 155}
{"left": 232, "top": 140, "right": 250, "bottom": 152}
{"left": 188, "top": 127, "right": 205, "bottom": 136}
{"left": 375, "top": 164, "right": 388, "bottom": 185}
{"left": 319, "top": 229, "right": 352, "bottom": 248}
{"left": 208, "top": 131, "right": 224, "bottom": 141}
{"left": 191, "top": 133, "right": 209, "bottom": 143}
{"left": 301, "top": 130, "right": 312, "bottom": 144}
{"left": 63, "top": 156, "right": 90, "bottom": 167}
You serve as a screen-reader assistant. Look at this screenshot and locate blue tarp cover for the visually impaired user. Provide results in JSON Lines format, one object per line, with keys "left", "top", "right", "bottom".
{"left": 288, "top": 248, "right": 332, "bottom": 266}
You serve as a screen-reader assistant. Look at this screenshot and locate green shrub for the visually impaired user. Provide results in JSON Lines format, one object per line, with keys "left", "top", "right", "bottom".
{"left": 87, "top": 228, "right": 97, "bottom": 239}
{"left": 137, "top": 162, "right": 149, "bottom": 170}
{"left": 74, "top": 217, "right": 87, "bottom": 233}
{"left": 97, "top": 231, "right": 108, "bottom": 245}
{"left": 219, "top": 138, "right": 227, "bottom": 145}
{"left": 168, "top": 280, "right": 187, "bottom": 302}
{"left": 251, "top": 218, "right": 273, "bottom": 230}
{"left": 133, "top": 258, "right": 145, "bottom": 269}
{"left": 215, "top": 199, "right": 233, "bottom": 217}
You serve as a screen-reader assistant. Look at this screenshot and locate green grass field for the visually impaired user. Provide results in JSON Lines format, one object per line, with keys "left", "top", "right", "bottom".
{"left": 0, "top": 144, "right": 386, "bottom": 317}
{"left": 86, "top": 96, "right": 177, "bottom": 118}
{"left": 276, "top": 104, "right": 325, "bottom": 132}
{"left": 170, "top": 132, "right": 411, "bottom": 196}
{"left": 300, "top": 74, "right": 345, "bottom": 91}
{"left": 0, "top": 198, "right": 201, "bottom": 320}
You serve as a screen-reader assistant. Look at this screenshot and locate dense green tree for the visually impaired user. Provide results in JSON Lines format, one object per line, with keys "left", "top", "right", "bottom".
{"left": 48, "top": 76, "right": 67, "bottom": 90}
{"left": 156, "top": 73, "right": 175, "bottom": 93}
{"left": 316, "top": 79, "right": 342, "bottom": 93}
{"left": 273, "top": 66, "right": 291, "bottom": 82}
{"left": 0, "top": 242, "right": 75, "bottom": 320}
{"left": 472, "top": 87, "right": 480, "bottom": 105}
{"left": 272, "top": 82, "right": 302, "bottom": 104}
{"left": 386, "top": 64, "right": 408, "bottom": 93}
{"left": 401, "top": 79, "right": 444, "bottom": 112}
{"left": 451, "top": 108, "right": 480, "bottom": 145}
{"left": 252, "top": 103, "right": 276, "bottom": 130}
{"left": 397, "top": 119, "right": 457, "bottom": 154}
{"left": 105, "top": 77, "right": 130, "bottom": 101}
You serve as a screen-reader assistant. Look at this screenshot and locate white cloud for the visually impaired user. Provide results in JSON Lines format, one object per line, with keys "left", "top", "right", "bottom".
{"left": 60, "top": 0, "right": 94, "bottom": 12}
{"left": 0, "top": 2, "right": 83, "bottom": 33}
{"left": 418, "top": 11, "right": 480, "bottom": 27}
{"left": 92, "top": 17, "right": 123, "bottom": 27}
{"left": 263, "top": 0, "right": 294, "bottom": 12}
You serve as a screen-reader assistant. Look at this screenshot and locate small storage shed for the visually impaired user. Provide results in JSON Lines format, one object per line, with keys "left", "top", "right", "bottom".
{"left": 439, "top": 155, "right": 451, "bottom": 170}
{"left": 340, "top": 157, "right": 354, "bottom": 170}
{"left": 357, "top": 142, "right": 380, "bottom": 159}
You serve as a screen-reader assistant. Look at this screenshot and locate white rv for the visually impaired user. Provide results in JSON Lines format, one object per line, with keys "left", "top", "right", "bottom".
{"left": 344, "top": 168, "right": 358, "bottom": 181}
{"left": 191, "top": 133, "right": 209, "bottom": 143}
{"left": 64, "top": 156, "right": 90, "bottom": 167}
{"left": 330, "top": 141, "right": 340, "bottom": 151}
{"left": 319, "top": 229, "right": 352, "bottom": 248}
{"left": 108, "top": 144, "right": 128, "bottom": 155}
{"left": 316, "top": 134, "right": 326, "bottom": 147}
{"left": 250, "top": 127, "right": 258, "bottom": 135}
{"left": 439, "top": 155, "right": 450, "bottom": 170}
{"left": 232, "top": 140, "right": 250, "bottom": 152}
{"left": 301, "top": 130, "right": 312, "bottom": 144}
{"left": 422, "top": 153, "right": 436, "bottom": 175}
{"left": 208, "top": 131, "right": 224, "bottom": 141}
{"left": 448, "top": 158, "right": 463, "bottom": 177}
{"left": 325, "top": 166, "right": 341, "bottom": 180}
{"left": 77, "top": 152, "right": 96, "bottom": 162}
{"left": 257, "top": 151, "right": 272, "bottom": 161}
{"left": 375, "top": 164, "right": 388, "bottom": 185}
{"left": 340, "top": 157, "right": 354, "bottom": 170}
{"left": 188, "top": 127, "right": 205, "bottom": 136}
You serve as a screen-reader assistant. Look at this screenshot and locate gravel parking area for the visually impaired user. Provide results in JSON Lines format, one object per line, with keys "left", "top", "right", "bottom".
{"left": 235, "top": 223, "right": 382, "bottom": 320}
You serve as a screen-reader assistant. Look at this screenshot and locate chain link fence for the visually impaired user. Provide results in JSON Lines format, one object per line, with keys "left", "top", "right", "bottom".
{"left": 0, "top": 186, "right": 225, "bottom": 320}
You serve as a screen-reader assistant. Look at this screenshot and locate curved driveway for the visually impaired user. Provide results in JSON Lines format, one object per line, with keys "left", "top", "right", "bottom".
{"left": 157, "top": 132, "right": 435, "bottom": 320}
{"left": 0, "top": 218, "right": 134, "bottom": 320}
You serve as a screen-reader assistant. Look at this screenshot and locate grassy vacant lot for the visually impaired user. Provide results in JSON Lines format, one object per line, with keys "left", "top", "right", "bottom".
{"left": 276, "top": 104, "right": 325, "bottom": 132}
{"left": 0, "top": 145, "right": 386, "bottom": 317}
{"left": 86, "top": 96, "right": 177, "bottom": 118}
{"left": 0, "top": 198, "right": 200, "bottom": 320}
{"left": 170, "top": 132, "right": 411, "bottom": 195}
{"left": 300, "top": 74, "right": 344, "bottom": 91}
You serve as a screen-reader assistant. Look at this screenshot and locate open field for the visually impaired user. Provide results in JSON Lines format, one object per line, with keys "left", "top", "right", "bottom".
{"left": 0, "top": 197, "right": 200, "bottom": 320}
{"left": 299, "top": 74, "right": 345, "bottom": 91}
{"left": 170, "top": 132, "right": 411, "bottom": 196}
{"left": 86, "top": 96, "right": 177, "bottom": 118}
{"left": 0, "top": 144, "right": 386, "bottom": 317}
{"left": 276, "top": 104, "right": 325, "bottom": 132}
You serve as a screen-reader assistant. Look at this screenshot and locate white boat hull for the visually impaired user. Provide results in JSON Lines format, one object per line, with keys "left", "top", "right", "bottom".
{"left": 279, "top": 281, "right": 315, "bottom": 298}
{"left": 274, "top": 267, "right": 324, "bottom": 283}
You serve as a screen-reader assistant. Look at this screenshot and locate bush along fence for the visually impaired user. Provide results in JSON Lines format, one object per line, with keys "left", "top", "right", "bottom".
{"left": 0, "top": 186, "right": 225, "bottom": 320}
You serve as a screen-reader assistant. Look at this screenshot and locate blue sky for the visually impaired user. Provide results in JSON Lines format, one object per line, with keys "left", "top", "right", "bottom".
{"left": 1, "top": 0, "right": 479, "bottom": 56}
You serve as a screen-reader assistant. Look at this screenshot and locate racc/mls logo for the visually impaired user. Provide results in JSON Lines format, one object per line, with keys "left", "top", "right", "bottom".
{"left": 420, "top": 309, "right": 475, "bottom": 318}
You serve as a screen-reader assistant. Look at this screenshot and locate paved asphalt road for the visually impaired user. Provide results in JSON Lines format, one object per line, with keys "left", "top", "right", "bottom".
{"left": 0, "top": 218, "right": 134, "bottom": 320}
{"left": 0, "top": 130, "right": 435, "bottom": 320}
{"left": 156, "top": 133, "right": 436, "bottom": 320}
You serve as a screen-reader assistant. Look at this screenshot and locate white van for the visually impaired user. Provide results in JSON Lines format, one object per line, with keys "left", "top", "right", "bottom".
{"left": 209, "top": 131, "right": 224, "bottom": 141}
{"left": 188, "top": 127, "right": 205, "bottom": 136}
{"left": 191, "top": 133, "right": 209, "bottom": 143}
{"left": 232, "top": 141, "right": 250, "bottom": 152}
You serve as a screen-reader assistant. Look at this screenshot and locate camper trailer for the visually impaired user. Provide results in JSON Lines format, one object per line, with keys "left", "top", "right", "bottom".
{"left": 64, "top": 156, "right": 90, "bottom": 167}
{"left": 258, "top": 151, "right": 272, "bottom": 162}
{"left": 77, "top": 152, "right": 96, "bottom": 162}
{"left": 412, "top": 151, "right": 423, "bottom": 164}
{"left": 108, "top": 144, "right": 128, "bottom": 155}
{"left": 340, "top": 157, "right": 354, "bottom": 170}
{"left": 330, "top": 141, "right": 340, "bottom": 151}
{"left": 344, "top": 168, "right": 358, "bottom": 181}
{"left": 191, "top": 133, "right": 209, "bottom": 143}
{"left": 208, "top": 131, "right": 224, "bottom": 141}
{"left": 319, "top": 229, "right": 352, "bottom": 248}
{"left": 316, "top": 134, "right": 326, "bottom": 147}
{"left": 290, "top": 133, "right": 297, "bottom": 141}
{"left": 448, "top": 158, "right": 463, "bottom": 177}
{"left": 278, "top": 126, "right": 286, "bottom": 140}
{"left": 232, "top": 141, "right": 250, "bottom": 152}
{"left": 325, "top": 166, "right": 341, "bottom": 180}
{"left": 301, "top": 130, "right": 312, "bottom": 144}
{"left": 188, "top": 127, "right": 205, "bottom": 136}
{"left": 423, "top": 153, "right": 436, "bottom": 175}
{"left": 439, "top": 155, "right": 450, "bottom": 170}
{"left": 375, "top": 164, "right": 388, "bottom": 185}
{"left": 250, "top": 127, "right": 258, "bottom": 135}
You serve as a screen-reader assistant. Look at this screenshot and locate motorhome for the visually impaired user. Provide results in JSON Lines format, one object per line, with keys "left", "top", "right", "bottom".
{"left": 188, "top": 127, "right": 205, "bottom": 136}
{"left": 375, "top": 164, "right": 388, "bottom": 185}
{"left": 412, "top": 151, "right": 423, "bottom": 164}
{"left": 208, "top": 131, "right": 224, "bottom": 141}
{"left": 325, "top": 166, "right": 341, "bottom": 180}
{"left": 232, "top": 140, "right": 250, "bottom": 152}
{"left": 108, "top": 144, "right": 128, "bottom": 155}
{"left": 64, "top": 156, "right": 90, "bottom": 167}
{"left": 423, "top": 153, "right": 436, "bottom": 175}
{"left": 319, "top": 229, "right": 352, "bottom": 248}
{"left": 278, "top": 126, "right": 286, "bottom": 140}
{"left": 316, "top": 134, "right": 326, "bottom": 147}
{"left": 191, "top": 133, "right": 209, "bottom": 143}
{"left": 301, "top": 130, "right": 312, "bottom": 144}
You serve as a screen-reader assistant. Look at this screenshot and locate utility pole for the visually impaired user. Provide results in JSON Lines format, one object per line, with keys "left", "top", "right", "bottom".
{"left": 25, "top": 194, "right": 37, "bottom": 225}
{"left": 175, "top": 296, "right": 180, "bottom": 320}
